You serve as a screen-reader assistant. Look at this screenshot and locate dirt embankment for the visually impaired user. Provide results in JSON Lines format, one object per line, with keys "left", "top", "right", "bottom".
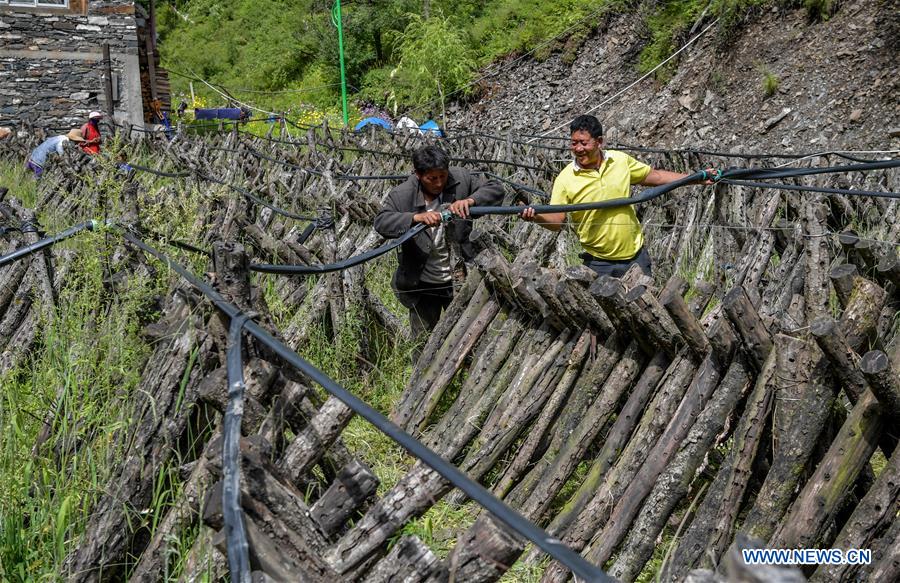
{"left": 452, "top": 0, "right": 900, "bottom": 153}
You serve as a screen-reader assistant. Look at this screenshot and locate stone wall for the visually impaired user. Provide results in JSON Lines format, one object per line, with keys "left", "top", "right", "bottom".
{"left": 0, "top": 0, "right": 144, "bottom": 132}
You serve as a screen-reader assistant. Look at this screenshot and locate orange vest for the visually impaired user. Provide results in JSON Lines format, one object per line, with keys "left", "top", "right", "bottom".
{"left": 79, "top": 122, "right": 101, "bottom": 155}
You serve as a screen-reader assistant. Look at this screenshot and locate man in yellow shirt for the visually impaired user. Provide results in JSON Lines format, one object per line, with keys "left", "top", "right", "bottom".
{"left": 522, "top": 114, "right": 696, "bottom": 277}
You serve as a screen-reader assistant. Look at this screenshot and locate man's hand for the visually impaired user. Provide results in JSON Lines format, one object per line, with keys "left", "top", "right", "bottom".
{"left": 448, "top": 197, "right": 475, "bottom": 218}
{"left": 413, "top": 211, "right": 443, "bottom": 226}
{"left": 701, "top": 167, "right": 719, "bottom": 185}
{"left": 518, "top": 203, "right": 565, "bottom": 231}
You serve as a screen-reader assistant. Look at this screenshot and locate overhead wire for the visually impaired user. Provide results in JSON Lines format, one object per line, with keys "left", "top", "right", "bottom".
{"left": 533, "top": 19, "right": 720, "bottom": 141}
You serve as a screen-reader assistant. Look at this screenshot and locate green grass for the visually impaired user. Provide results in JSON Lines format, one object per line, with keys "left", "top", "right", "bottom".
{"left": 0, "top": 152, "right": 214, "bottom": 580}
{"left": 0, "top": 234, "right": 163, "bottom": 580}
{"left": 761, "top": 67, "right": 780, "bottom": 97}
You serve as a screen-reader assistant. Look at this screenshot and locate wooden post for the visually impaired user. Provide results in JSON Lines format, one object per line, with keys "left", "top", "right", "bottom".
{"left": 830, "top": 263, "right": 858, "bottom": 307}
{"left": 145, "top": 33, "right": 159, "bottom": 103}
{"left": 722, "top": 285, "right": 773, "bottom": 371}
{"left": 102, "top": 43, "right": 115, "bottom": 119}
{"left": 860, "top": 350, "right": 900, "bottom": 418}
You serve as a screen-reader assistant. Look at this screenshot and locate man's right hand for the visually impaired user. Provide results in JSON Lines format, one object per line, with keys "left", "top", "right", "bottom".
{"left": 413, "top": 211, "right": 443, "bottom": 226}
{"left": 520, "top": 206, "right": 536, "bottom": 221}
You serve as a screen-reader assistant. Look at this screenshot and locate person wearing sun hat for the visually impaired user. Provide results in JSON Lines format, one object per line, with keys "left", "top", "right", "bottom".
{"left": 79, "top": 111, "right": 103, "bottom": 155}
{"left": 26, "top": 129, "right": 85, "bottom": 178}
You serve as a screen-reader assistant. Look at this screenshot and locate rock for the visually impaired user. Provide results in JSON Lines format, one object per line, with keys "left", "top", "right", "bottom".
{"left": 849, "top": 109, "right": 862, "bottom": 122}
{"left": 69, "top": 92, "right": 90, "bottom": 100}
{"left": 761, "top": 107, "right": 792, "bottom": 133}
{"left": 888, "top": 128, "right": 900, "bottom": 139}
{"left": 678, "top": 94, "right": 696, "bottom": 112}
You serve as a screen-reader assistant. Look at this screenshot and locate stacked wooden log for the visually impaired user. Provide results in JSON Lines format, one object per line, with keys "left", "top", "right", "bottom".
{"left": 0, "top": 125, "right": 898, "bottom": 582}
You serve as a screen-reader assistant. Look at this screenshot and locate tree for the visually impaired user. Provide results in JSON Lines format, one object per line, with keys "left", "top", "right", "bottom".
{"left": 388, "top": 13, "right": 475, "bottom": 115}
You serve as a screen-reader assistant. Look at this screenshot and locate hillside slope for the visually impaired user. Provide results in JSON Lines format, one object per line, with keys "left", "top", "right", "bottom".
{"left": 451, "top": 0, "right": 899, "bottom": 152}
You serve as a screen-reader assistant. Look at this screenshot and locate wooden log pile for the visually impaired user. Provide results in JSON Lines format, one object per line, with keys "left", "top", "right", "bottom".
{"left": 0, "top": 125, "right": 898, "bottom": 582}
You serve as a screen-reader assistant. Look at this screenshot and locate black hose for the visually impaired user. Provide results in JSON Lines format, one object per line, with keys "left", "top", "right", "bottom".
{"left": 199, "top": 173, "right": 318, "bottom": 221}
{"left": 296, "top": 220, "right": 318, "bottom": 246}
{"left": 224, "top": 314, "right": 252, "bottom": 583}
{"left": 129, "top": 163, "right": 192, "bottom": 178}
{"left": 0, "top": 221, "right": 96, "bottom": 268}
{"left": 250, "top": 223, "right": 427, "bottom": 275}
{"left": 469, "top": 171, "right": 705, "bottom": 216}
{"left": 719, "top": 179, "right": 900, "bottom": 200}
{"left": 720, "top": 159, "right": 900, "bottom": 181}
{"left": 121, "top": 230, "right": 613, "bottom": 583}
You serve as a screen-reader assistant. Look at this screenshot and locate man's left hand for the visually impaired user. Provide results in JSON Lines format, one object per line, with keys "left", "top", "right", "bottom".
{"left": 702, "top": 167, "right": 719, "bottom": 185}
{"left": 449, "top": 197, "right": 476, "bottom": 218}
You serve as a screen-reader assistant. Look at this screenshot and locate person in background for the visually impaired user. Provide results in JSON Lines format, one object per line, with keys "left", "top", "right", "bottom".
{"left": 26, "top": 129, "right": 85, "bottom": 178}
{"left": 79, "top": 111, "right": 103, "bottom": 155}
{"left": 374, "top": 145, "right": 503, "bottom": 354}
{"left": 521, "top": 114, "right": 712, "bottom": 278}
{"left": 0, "top": 127, "right": 11, "bottom": 140}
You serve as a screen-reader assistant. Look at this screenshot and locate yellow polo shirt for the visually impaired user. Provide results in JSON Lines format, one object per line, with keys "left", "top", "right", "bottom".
{"left": 550, "top": 150, "right": 651, "bottom": 260}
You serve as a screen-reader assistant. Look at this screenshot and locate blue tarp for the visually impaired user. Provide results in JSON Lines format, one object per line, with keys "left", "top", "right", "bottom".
{"left": 195, "top": 108, "right": 245, "bottom": 121}
{"left": 354, "top": 117, "right": 392, "bottom": 132}
{"left": 420, "top": 119, "right": 443, "bottom": 136}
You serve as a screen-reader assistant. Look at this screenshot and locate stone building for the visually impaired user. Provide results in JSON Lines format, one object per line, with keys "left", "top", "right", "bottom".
{"left": 0, "top": 0, "right": 169, "bottom": 131}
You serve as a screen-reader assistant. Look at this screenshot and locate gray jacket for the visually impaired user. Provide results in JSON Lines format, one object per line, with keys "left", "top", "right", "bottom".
{"left": 373, "top": 167, "right": 504, "bottom": 291}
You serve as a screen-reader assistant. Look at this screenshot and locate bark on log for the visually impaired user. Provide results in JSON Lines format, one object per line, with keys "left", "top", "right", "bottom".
{"left": 325, "top": 461, "right": 451, "bottom": 577}
{"left": 809, "top": 444, "right": 900, "bottom": 582}
{"left": 876, "top": 248, "right": 900, "bottom": 291}
{"left": 490, "top": 329, "right": 590, "bottom": 500}
{"left": 810, "top": 317, "right": 870, "bottom": 403}
{"left": 422, "top": 314, "right": 526, "bottom": 458}
{"left": 853, "top": 238, "right": 879, "bottom": 274}
{"left": 257, "top": 380, "right": 310, "bottom": 456}
{"left": 623, "top": 283, "right": 685, "bottom": 356}
{"left": 279, "top": 396, "right": 355, "bottom": 488}
{"left": 803, "top": 200, "right": 831, "bottom": 321}
{"left": 391, "top": 275, "right": 491, "bottom": 431}
{"left": 838, "top": 274, "right": 887, "bottom": 350}
{"left": 830, "top": 263, "right": 859, "bottom": 308}
{"left": 860, "top": 350, "right": 900, "bottom": 418}
{"left": 769, "top": 385, "right": 885, "bottom": 550}
{"left": 583, "top": 349, "right": 732, "bottom": 567}
{"left": 739, "top": 334, "right": 832, "bottom": 543}
{"left": 63, "top": 291, "right": 215, "bottom": 582}
{"left": 722, "top": 285, "right": 773, "bottom": 371}
{"left": 511, "top": 342, "right": 643, "bottom": 520}
{"left": 538, "top": 356, "right": 697, "bottom": 583}
{"left": 530, "top": 351, "right": 669, "bottom": 565}
{"left": 408, "top": 293, "right": 501, "bottom": 433}
{"left": 450, "top": 328, "right": 574, "bottom": 494}
{"left": 663, "top": 349, "right": 776, "bottom": 582}
{"left": 204, "top": 443, "right": 337, "bottom": 581}
{"left": 609, "top": 357, "right": 752, "bottom": 582}
{"left": 446, "top": 516, "right": 522, "bottom": 583}
{"left": 362, "top": 536, "right": 448, "bottom": 583}
{"left": 310, "top": 459, "right": 379, "bottom": 538}
{"left": 866, "top": 526, "right": 900, "bottom": 583}
{"left": 660, "top": 286, "right": 711, "bottom": 360}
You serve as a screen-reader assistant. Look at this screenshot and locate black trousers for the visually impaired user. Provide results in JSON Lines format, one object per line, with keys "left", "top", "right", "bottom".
{"left": 396, "top": 280, "right": 454, "bottom": 339}
{"left": 580, "top": 247, "right": 652, "bottom": 278}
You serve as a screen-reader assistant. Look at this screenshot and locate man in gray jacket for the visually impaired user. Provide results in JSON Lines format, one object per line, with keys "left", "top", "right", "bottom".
{"left": 374, "top": 145, "right": 503, "bottom": 345}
